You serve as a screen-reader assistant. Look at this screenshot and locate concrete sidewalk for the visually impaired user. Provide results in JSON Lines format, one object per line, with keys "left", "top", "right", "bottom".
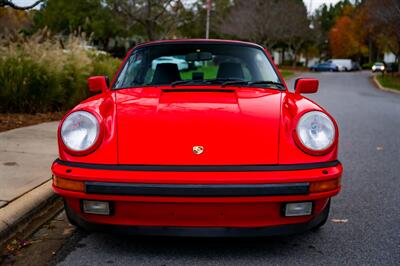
{"left": 0, "top": 122, "right": 59, "bottom": 242}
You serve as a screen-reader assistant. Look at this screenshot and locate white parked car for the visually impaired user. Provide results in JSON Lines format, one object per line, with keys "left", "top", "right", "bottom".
{"left": 152, "top": 56, "right": 189, "bottom": 71}
{"left": 372, "top": 62, "right": 385, "bottom": 72}
{"left": 327, "top": 59, "right": 352, "bottom": 72}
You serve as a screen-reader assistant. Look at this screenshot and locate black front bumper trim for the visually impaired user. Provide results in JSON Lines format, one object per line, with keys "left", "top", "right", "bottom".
{"left": 54, "top": 159, "right": 340, "bottom": 172}
{"left": 85, "top": 182, "right": 309, "bottom": 197}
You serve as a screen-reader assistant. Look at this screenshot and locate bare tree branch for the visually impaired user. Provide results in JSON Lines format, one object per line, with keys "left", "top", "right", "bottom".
{"left": 107, "top": 0, "right": 182, "bottom": 40}
{"left": 220, "top": 0, "right": 310, "bottom": 65}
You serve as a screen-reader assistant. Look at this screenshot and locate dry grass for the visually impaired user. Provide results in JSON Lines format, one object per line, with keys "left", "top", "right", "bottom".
{"left": 0, "top": 31, "right": 120, "bottom": 113}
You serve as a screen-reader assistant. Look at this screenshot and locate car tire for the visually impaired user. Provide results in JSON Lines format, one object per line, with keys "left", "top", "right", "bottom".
{"left": 311, "top": 199, "right": 331, "bottom": 231}
{"left": 64, "top": 202, "right": 78, "bottom": 227}
{"left": 63, "top": 200, "right": 88, "bottom": 231}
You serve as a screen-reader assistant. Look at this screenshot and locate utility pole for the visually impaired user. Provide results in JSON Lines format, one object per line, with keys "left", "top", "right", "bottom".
{"left": 205, "top": 0, "right": 211, "bottom": 39}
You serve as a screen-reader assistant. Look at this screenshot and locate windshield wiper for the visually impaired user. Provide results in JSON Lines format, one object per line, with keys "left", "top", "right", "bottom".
{"left": 170, "top": 80, "right": 211, "bottom": 87}
{"left": 221, "top": 80, "right": 285, "bottom": 90}
{"left": 220, "top": 79, "right": 247, "bottom": 87}
{"left": 171, "top": 79, "right": 285, "bottom": 90}
{"left": 247, "top": 80, "right": 285, "bottom": 89}
{"left": 171, "top": 78, "right": 245, "bottom": 87}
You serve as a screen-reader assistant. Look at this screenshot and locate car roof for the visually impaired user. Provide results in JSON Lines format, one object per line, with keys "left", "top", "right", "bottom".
{"left": 133, "top": 39, "right": 264, "bottom": 50}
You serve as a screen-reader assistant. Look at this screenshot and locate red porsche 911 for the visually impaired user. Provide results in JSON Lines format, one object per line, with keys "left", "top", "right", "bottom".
{"left": 52, "top": 39, "right": 342, "bottom": 237}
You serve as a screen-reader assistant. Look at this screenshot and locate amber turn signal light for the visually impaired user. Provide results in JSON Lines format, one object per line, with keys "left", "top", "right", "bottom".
{"left": 53, "top": 176, "right": 85, "bottom": 192}
{"left": 310, "top": 178, "right": 340, "bottom": 193}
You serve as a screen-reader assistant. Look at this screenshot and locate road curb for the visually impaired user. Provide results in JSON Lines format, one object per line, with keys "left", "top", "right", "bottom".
{"left": 0, "top": 179, "right": 60, "bottom": 247}
{"left": 372, "top": 75, "right": 400, "bottom": 94}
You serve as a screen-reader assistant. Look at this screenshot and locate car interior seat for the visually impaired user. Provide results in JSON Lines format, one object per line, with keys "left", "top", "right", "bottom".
{"left": 152, "top": 63, "right": 181, "bottom": 84}
{"left": 217, "top": 62, "right": 244, "bottom": 80}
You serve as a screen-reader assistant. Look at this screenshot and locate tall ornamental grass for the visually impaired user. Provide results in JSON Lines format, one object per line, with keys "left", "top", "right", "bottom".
{"left": 0, "top": 34, "right": 121, "bottom": 113}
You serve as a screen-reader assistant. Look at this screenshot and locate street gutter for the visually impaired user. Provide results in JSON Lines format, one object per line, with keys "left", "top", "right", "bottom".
{"left": 0, "top": 179, "right": 62, "bottom": 249}
{"left": 372, "top": 75, "right": 400, "bottom": 94}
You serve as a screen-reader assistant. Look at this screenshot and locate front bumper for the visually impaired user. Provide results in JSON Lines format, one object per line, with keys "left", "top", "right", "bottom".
{"left": 65, "top": 199, "right": 331, "bottom": 237}
{"left": 52, "top": 160, "right": 342, "bottom": 235}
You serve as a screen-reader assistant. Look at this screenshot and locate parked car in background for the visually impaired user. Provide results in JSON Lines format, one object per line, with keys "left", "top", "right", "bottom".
{"left": 372, "top": 62, "right": 385, "bottom": 73}
{"left": 310, "top": 62, "right": 339, "bottom": 72}
{"left": 351, "top": 62, "right": 361, "bottom": 71}
{"left": 327, "top": 59, "right": 352, "bottom": 71}
{"left": 152, "top": 56, "right": 189, "bottom": 71}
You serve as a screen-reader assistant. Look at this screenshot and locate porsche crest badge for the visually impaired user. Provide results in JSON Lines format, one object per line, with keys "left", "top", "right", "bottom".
{"left": 192, "top": 146, "right": 204, "bottom": 155}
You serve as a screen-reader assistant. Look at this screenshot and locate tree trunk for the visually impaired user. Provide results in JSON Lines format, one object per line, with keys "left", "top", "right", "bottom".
{"left": 397, "top": 53, "right": 400, "bottom": 74}
{"left": 292, "top": 50, "right": 297, "bottom": 68}
{"left": 398, "top": 42, "right": 400, "bottom": 75}
{"left": 102, "top": 38, "right": 110, "bottom": 51}
{"left": 145, "top": 21, "right": 155, "bottom": 41}
{"left": 368, "top": 36, "right": 373, "bottom": 64}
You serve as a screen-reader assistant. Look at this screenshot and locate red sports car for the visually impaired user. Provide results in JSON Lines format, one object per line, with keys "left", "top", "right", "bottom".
{"left": 52, "top": 39, "right": 342, "bottom": 237}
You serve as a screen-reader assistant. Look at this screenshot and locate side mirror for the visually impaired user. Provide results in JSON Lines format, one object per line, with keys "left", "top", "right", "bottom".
{"left": 294, "top": 78, "right": 319, "bottom": 94}
{"left": 88, "top": 76, "right": 109, "bottom": 93}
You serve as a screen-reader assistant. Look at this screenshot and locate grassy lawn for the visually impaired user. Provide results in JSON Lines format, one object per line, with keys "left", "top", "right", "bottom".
{"left": 180, "top": 65, "right": 296, "bottom": 81}
{"left": 279, "top": 70, "right": 295, "bottom": 79}
{"left": 377, "top": 74, "right": 400, "bottom": 91}
{"left": 181, "top": 65, "right": 219, "bottom": 80}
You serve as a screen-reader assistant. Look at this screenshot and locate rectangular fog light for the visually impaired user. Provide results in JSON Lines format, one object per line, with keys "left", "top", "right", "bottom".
{"left": 82, "top": 200, "right": 110, "bottom": 215}
{"left": 284, "top": 202, "right": 312, "bottom": 217}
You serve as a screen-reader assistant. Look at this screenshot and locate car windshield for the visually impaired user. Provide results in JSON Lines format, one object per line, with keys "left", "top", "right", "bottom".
{"left": 113, "top": 43, "right": 281, "bottom": 89}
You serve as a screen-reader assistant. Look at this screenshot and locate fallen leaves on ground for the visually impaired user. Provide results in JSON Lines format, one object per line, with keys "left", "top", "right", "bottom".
{"left": 5, "top": 239, "right": 32, "bottom": 252}
{"left": 0, "top": 112, "right": 64, "bottom": 133}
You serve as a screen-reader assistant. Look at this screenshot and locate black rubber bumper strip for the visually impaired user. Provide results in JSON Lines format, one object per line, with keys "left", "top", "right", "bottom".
{"left": 54, "top": 159, "right": 340, "bottom": 172}
{"left": 85, "top": 182, "right": 309, "bottom": 196}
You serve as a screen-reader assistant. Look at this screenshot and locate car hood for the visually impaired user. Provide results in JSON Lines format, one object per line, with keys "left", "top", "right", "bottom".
{"left": 115, "top": 87, "right": 282, "bottom": 165}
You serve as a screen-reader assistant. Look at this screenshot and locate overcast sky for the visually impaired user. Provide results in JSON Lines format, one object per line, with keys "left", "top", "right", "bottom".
{"left": 14, "top": 0, "right": 342, "bottom": 13}
{"left": 303, "top": 0, "right": 341, "bottom": 12}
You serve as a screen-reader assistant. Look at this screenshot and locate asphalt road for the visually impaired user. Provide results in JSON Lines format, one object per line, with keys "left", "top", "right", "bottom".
{"left": 55, "top": 71, "right": 400, "bottom": 266}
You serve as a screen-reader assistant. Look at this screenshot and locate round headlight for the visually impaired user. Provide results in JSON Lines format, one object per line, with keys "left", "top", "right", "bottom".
{"left": 61, "top": 111, "right": 100, "bottom": 152}
{"left": 296, "top": 111, "right": 335, "bottom": 153}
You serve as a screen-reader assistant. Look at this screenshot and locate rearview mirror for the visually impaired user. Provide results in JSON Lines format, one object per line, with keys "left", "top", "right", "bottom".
{"left": 294, "top": 78, "right": 318, "bottom": 94}
{"left": 186, "top": 52, "right": 212, "bottom": 62}
{"left": 88, "top": 76, "right": 109, "bottom": 93}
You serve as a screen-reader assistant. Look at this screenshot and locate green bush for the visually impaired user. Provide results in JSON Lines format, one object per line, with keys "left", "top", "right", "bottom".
{"left": 0, "top": 57, "right": 62, "bottom": 113}
{"left": 0, "top": 36, "right": 121, "bottom": 113}
{"left": 361, "top": 62, "right": 374, "bottom": 69}
{"left": 90, "top": 54, "right": 121, "bottom": 80}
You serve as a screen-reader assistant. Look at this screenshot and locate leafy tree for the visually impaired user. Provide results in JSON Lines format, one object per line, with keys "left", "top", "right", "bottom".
{"left": 107, "top": 0, "right": 183, "bottom": 41}
{"left": 282, "top": 0, "right": 311, "bottom": 66}
{"left": 313, "top": 0, "right": 355, "bottom": 57}
{"left": 329, "top": 16, "right": 358, "bottom": 58}
{"left": 178, "top": 0, "right": 232, "bottom": 39}
{"left": 220, "top": 0, "right": 310, "bottom": 66}
{"left": 365, "top": 0, "right": 400, "bottom": 72}
{"left": 220, "top": 0, "right": 285, "bottom": 49}
{"left": 34, "top": 0, "right": 125, "bottom": 49}
{"left": 328, "top": 3, "right": 369, "bottom": 60}
{"left": 0, "top": 7, "right": 33, "bottom": 36}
